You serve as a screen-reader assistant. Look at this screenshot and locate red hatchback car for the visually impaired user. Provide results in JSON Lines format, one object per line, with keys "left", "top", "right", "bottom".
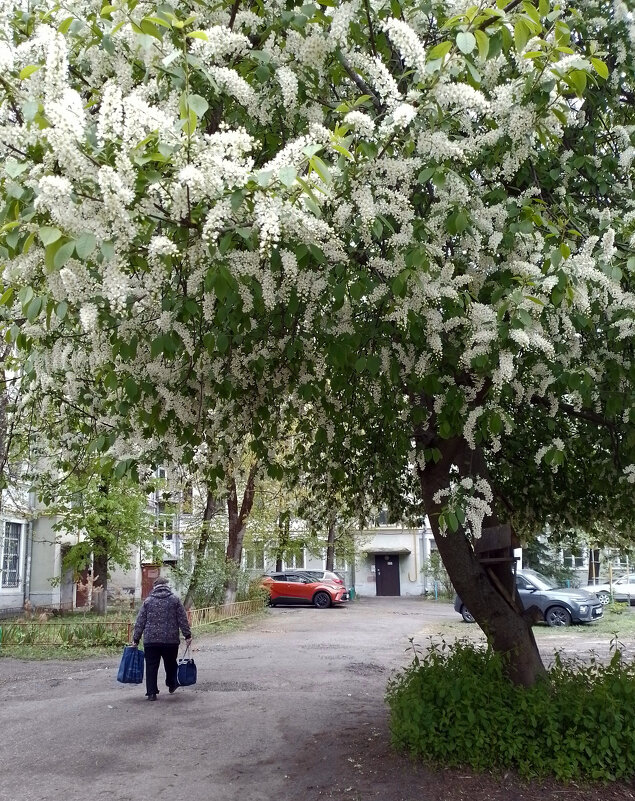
{"left": 262, "top": 570, "right": 348, "bottom": 609}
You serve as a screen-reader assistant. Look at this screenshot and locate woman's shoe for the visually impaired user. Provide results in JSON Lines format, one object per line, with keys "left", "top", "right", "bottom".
{"left": 168, "top": 686, "right": 177, "bottom": 694}
{"left": 147, "top": 693, "right": 157, "bottom": 701}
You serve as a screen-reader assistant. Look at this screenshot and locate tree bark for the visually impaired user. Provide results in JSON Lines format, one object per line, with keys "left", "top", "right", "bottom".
{"left": 325, "top": 517, "right": 336, "bottom": 572}
{"left": 418, "top": 434, "right": 546, "bottom": 687}
{"left": 588, "top": 548, "right": 601, "bottom": 584}
{"left": 275, "top": 512, "right": 290, "bottom": 572}
{"left": 224, "top": 464, "right": 258, "bottom": 604}
{"left": 92, "top": 484, "right": 110, "bottom": 614}
{"left": 183, "top": 490, "right": 218, "bottom": 608}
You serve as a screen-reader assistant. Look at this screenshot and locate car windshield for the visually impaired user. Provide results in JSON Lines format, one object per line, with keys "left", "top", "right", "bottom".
{"left": 522, "top": 569, "right": 558, "bottom": 590}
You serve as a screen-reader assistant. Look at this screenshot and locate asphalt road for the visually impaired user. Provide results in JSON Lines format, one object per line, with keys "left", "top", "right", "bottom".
{"left": 0, "top": 597, "right": 632, "bottom": 801}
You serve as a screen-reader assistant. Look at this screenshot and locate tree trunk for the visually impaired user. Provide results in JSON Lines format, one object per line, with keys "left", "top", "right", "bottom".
{"left": 275, "top": 512, "right": 290, "bottom": 572}
{"left": 92, "top": 483, "right": 110, "bottom": 614}
{"left": 588, "top": 548, "right": 601, "bottom": 584}
{"left": 183, "top": 491, "right": 218, "bottom": 609}
{"left": 92, "top": 536, "right": 109, "bottom": 615}
{"left": 0, "top": 343, "right": 14, "bottom": 498}
{"left": 325, "top": 517, "right": 336, "bottom": 572}
{"left": 224, "top": 464, "right": 258, "bottom": 604}
{"left": 417, "top": 433, "right": 546, "bottom": 687}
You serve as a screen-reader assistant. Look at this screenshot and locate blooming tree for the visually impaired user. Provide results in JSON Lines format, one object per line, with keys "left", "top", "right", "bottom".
{"left": 1, "top": 0, "right": 634, "bottom": 684}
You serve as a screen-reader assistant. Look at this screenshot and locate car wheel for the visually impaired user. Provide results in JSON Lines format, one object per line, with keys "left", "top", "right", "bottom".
{"left": 596, "top": 591, "right": 611, "bottom": 605}
{"left": 313, "top": 591, "right": 332, "bottom": 609}
{"left": 461, "top": 606, "right": 475, "bottom": 624}
{"left": 545, "top": 606, "right": 571, "bottom": 627}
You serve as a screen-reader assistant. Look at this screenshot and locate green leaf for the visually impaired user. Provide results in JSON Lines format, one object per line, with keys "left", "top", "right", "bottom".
{"left": 56, "top": 300, "right": 68, "bottom": 320}
{"left": 26, "top": 296, "right": 43, "bottom": 322}
{"left": 4, "top": 160, "right": 28, "bottom": 178}
{"left": 256, "top": 170, "right": 273, "bottom": 187}
{"left": 150, "top": 336, "right": 165, "bottom": 359}
{"left": 474, "top": 30, "right": 489, "bottom": 60}
{"left": 144, "top": 15, "right": 172, "bottom": 28}
{"left": 418, "top": 167, "right": 436, "bottom": 184}
{"left": 427, "top": 41, "right": 453, "bottom": 60}
{"left": 278, "top": 166, "right": 297, "bottom": 188}
{"left": 447, "top": 511, "right": 459, "bottom": 532}
{"left": 114, "top": 460, "right": 129, "bottom": 479}
{"left": 187, "top": 94, "right": 209, "bottom": 117}
{"left": 75, "top": 233, "right": 97, "bottom": 260}
{"left": 23, "top": 231, "right": 36, "bottom": 253}
{"left": 355, "top": 356, "right": 367, "bottom": 373}
{"left": 216, "top": 332, "right": 229, "bottom": 353}
{"left": 186, "top": 30, "right": 208, "bottom": 40}
{"left": 309, "top": 155, "right": 331, "bottom": 184}
{"left": 53, "top": 240, "right": 76, "bottom": 269}
{"left": 514, "top": 19, "right": 530, "bottom": 52}
{"left": 19, "top": 64, "right": 41, "bottom": 80}
{"left": 456, "top": 31, "right": 476, "bottom": 54}
{"left": 39, "top": 226, "right": 62, "bottom": 246}
{"left": 590, "top": 57, "right": 608, "bottom": 79}
{"left": 522, "top": 2, "right": 541, "bottom": 25}
{"left": 568, "top": 69, "right": 587, "bottom": 97}
{"left": 230, "top": 190, "right": 244, "bottom": 213}
{"left": 58, "top": 16, "right": 74, "bottom": 33}
{"left": 18, "top": 286, "right": 34, "bottom": 306}
{"left": 0, "top": 287, "right": 14, "bottom": 306}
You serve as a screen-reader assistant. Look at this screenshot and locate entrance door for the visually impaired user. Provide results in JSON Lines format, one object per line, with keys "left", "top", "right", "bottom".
{"left": 141, "top": 564, "right": 161, "bottom": 599}
{"left": 375, "top": 555, "right": 400, "bottom": 596}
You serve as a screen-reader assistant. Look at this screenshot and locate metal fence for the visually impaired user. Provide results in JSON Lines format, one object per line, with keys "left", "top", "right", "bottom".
{"left": 0, "top": 599, "right": 265, "bottom": 646}
{"left": 188, "top": 599, "right": 266, "bottom": 628}
{"left": 0, "top": 619, "right": 132, "bottom": 646}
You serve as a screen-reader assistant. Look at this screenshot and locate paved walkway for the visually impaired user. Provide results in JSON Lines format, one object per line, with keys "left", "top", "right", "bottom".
{"left": 0, "top": 598, "right": 631, "bottom": 801}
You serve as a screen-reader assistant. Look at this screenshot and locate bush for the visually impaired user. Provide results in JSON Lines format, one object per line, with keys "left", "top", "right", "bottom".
{"left": 386, "top": 638, "right": 635, "bottom": 782}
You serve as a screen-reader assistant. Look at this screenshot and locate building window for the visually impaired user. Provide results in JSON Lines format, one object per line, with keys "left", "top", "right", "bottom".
{"left": 284, "top": 548, "right": 305, "bottom": 569}
{"left": 1, "top": 521, "right": 21, "bottom": 588}
{"left": 333, "top": 554, "right": 348, "bottom": 571}
{"left": 562, "top": 549, "right": 585, "bottom": 569}
{"left": 245, "top": 541, "right": 265, "bottom": 571}
{"left": 155, "top": 502, "right": 174, "bottom": 542}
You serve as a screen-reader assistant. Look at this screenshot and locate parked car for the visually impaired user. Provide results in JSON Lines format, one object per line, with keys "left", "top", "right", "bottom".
{"left": 300, "top": 569, "right": 349, "bottom": 598}
{"left": 586, "top": 574, "right": 635, "bottom": 605}
{"left": 262, "top": 570, "right": 348, "bottom": 609}
{"left": 454, "top": 568, "right": 604, "bottom": 627}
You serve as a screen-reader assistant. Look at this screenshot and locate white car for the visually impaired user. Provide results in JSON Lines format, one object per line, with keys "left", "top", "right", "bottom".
{"left": 586, "top": 574, "right": 635, "bottom": 605}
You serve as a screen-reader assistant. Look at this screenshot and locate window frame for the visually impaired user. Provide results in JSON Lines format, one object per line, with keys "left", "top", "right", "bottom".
{"left": 1, "top": 520, "right": 23, "bottom": 590}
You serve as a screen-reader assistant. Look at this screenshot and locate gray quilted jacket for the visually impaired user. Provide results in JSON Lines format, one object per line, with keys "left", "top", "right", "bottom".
{"left": 133, "top": 585, "right": 191, "bottom": 646}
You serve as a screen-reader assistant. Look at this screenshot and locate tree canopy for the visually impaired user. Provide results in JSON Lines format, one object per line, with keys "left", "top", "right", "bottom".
{"left": 1, "top": 0, "right": 634, "bottom": 680}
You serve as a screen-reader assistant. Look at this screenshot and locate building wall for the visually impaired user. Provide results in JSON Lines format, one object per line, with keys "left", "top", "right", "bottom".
{"left": 353, "top": 527, "right": 434, "bottom": 597}
{"left": 28, "top": 515, "right": 63, "bottom": 608}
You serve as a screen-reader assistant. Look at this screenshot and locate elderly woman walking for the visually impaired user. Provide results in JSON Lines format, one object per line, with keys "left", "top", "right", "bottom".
{"left": 131, "top": 576, "right": 192, "bottom": 700}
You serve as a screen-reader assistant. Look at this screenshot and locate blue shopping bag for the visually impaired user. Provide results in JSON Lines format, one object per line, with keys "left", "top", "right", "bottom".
{"left": 117, "top": 645, "right": 144, "bottom": 684}
{"left": 176, "top": 643, "right": 197, "bottom": 687}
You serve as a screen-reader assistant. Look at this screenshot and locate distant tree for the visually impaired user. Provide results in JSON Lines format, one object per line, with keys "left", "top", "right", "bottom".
{"left": 52, "top": 470, "right": 155, "bottom": 611}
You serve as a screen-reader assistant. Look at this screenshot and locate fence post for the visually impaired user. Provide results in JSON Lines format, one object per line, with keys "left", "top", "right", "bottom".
{"left": 127, "top": 622, "right": 132, "bottom": 643}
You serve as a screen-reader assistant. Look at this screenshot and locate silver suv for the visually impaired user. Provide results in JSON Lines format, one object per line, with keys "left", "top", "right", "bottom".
{"left": 454, "top": 568, "right": 604, "bottom": 627}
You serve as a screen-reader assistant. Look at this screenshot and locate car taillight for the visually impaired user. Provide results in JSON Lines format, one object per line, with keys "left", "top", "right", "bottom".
{"left": 332, "top": 578, "right": 343, "bottom": 584}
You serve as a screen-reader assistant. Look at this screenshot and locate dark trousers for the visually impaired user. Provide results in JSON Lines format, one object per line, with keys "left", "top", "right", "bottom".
{"left": 144, "top": 644, "right": 179, "bottom": 695}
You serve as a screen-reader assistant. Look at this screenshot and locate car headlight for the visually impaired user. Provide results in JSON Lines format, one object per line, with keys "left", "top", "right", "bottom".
{"left": 578, "top": 605, "right": 588, "bottom": 613}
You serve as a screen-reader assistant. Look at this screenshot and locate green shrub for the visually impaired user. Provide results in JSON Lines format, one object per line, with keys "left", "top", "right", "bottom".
{"left": 386, "top": 638, "right": 635, "bottom": 782}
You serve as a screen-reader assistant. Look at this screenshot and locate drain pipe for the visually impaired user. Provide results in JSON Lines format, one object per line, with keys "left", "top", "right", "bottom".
{"left": 23, "top": 520, "right": 33, "bottom": 607}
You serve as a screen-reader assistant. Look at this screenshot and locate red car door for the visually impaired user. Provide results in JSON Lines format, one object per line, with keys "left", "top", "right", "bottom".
{"left": 284, "top": 574, "right": 312, "bottom": 602}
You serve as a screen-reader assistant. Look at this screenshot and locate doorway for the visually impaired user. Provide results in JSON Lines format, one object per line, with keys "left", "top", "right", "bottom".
{"left": 141, "top": 564, "right": 161, "bottom": 599}
{"left": 375, "top": 554, "right": 401, "bottom": 596}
